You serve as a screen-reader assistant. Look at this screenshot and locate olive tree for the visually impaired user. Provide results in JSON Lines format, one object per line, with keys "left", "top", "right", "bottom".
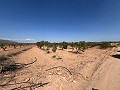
{"left": 0, "top": 43, "right": 7, "bottom": 51}
{"left": 99, "top": 42, "right": 111, "bottom": 49}
{"left": 36, "top": 41, "right": 44, "bottom": 49}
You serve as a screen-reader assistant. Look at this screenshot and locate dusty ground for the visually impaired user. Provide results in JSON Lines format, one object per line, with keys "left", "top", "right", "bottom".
{"left": 0, "top": 46, "right": 25, "bottom": 52}
{"left": 0, "top": 46, "right": 120, "bottom": 90}
{"left": 0, "top": 46, "right": 33, "bottom": 57}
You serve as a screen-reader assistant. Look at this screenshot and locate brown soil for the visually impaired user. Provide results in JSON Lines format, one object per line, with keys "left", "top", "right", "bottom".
{"left": 0, "top": 46, "right": 120, "bottom": 90}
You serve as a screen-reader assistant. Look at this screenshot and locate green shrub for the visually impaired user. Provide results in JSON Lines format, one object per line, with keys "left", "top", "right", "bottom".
{"left": 0, "top": 43, "right": 7, "bottom": 51}
{"left": 76, "top": 41, "right": 87, "bottom": 52}
{"left": 52, "top": 45, "right": 57, "bottom": 52}
{"left": 63, "top": 44, "right": 67, "bottom": 49}
{"left": 62, "top": 42, "right": 68, "bottom": 49}
{"left": 99, "top": 42, "right": 111, "bottom": 49}
{"left": 36, "top": 41, "right": 44, "bottom": 49}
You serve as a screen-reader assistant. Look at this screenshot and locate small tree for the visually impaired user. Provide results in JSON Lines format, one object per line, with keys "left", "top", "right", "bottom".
{"left": 19, "top": 43, "right": 23, "bottom": 48}
{"left": 0, "top": 43, "right": 7, "bottom": 51}
{"left": 52, "top": 45, "right": 57, "bottom": 53}
{"left": 70, "top": 42, "right": 75, "bottom": 50}
{"left": 73, "top": 41, "right": 87, "bottom": 54}
{"left": 100, "top": 42, "right": 111, "bottom": 49}
{"left": 86, "top": 42, "right": 97, "bottom": 48}
{"left": 58, "top": 43, "right": 63, "bottom": 49}
{"left": 8, "top": 44, "right": 11, "bottom": 47}
{"left": 80, "top": 41, "right": 87, "bottom": 52}
{"left": 13, "top": 44, "right": 17, "bottom": 49}
{"left": 62, "top": 41, "right": 68, "bottom": 49}
{"left": 36, "top": 41, "right": 44, "bottom": 49}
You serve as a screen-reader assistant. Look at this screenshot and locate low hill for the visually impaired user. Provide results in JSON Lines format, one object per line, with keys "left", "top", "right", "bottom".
{"left": 0, "top": 39, "right": 17, "bottom": 43}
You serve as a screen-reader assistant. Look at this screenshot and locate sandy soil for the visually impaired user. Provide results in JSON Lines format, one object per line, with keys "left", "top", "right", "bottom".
{"left": 0, "top": 46, "right": 120, "bottom": 90}
{"left": 0, "top": 46, "right": 34, "bottom": 57}
{"left": 0, "top": 46, "right": 24, "bottom": 52}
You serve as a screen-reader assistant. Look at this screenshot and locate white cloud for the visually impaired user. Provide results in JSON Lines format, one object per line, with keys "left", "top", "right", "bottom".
{"left": 0, "top": 38, "right": 34, "bottom": 41}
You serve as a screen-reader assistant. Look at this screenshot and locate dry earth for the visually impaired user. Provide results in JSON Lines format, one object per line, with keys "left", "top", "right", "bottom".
{"left": 0, "top": 46, "right": 120, "bottom": 90}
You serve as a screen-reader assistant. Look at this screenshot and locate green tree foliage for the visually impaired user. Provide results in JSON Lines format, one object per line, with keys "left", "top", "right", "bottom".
{"left": 75, "top": 41, "right": 87, "bottom": 52}
{"left": 86, "top": 42, "right": 98, "bottom": 48}
{"left": 70, "top": 42, "right": 75, "bottom": 50}
{"left": 36, "top": 41, "right": 115, "bottom": 53}
{"left": 80, "top": 41, "right": 87, "bottom": 51}
{"left": 0, "top": 43, "right": 7, "bottom": 51}
{"left": 62, "top": 41, "right": 68, "bottom": 49}
{"left": 58, "top": 43, "right": 63, "bottom": 49}
{"left": 52, "top": 45, "right": 57, "bottom": 53}
{"left": 36, "top": 41, "right": 44, "bottom": 49}
{"left": 99, "top": 42, "right": 111, "bottom": 49}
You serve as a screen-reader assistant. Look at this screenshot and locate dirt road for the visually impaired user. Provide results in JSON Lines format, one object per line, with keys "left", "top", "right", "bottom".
{"left": 86, "top": 54, "right": 120, "bottom": 90}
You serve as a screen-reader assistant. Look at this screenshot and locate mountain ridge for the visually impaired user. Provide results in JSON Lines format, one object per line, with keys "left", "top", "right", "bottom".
{"left": 0, "top": 39, "right": 17, "bottom": 43}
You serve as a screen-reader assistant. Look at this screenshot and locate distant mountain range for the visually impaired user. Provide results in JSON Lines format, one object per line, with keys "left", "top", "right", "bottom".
{"left": 0, "top": 39, "right": 17, "bottom": 43}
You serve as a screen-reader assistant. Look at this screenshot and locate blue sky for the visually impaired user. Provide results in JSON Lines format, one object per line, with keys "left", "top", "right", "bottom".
{"left": 0, "top": 0, "right": 120, "bottom": 42}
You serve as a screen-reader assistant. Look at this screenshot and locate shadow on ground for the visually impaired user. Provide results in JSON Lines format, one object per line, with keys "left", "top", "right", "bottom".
{"left": 112, "top": 54, "right": 120, "bottom": 59}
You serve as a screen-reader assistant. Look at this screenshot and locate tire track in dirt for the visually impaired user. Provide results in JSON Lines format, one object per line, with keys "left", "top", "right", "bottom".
{"left": 82, "top": 50, "right": 114, "bottom": 90}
